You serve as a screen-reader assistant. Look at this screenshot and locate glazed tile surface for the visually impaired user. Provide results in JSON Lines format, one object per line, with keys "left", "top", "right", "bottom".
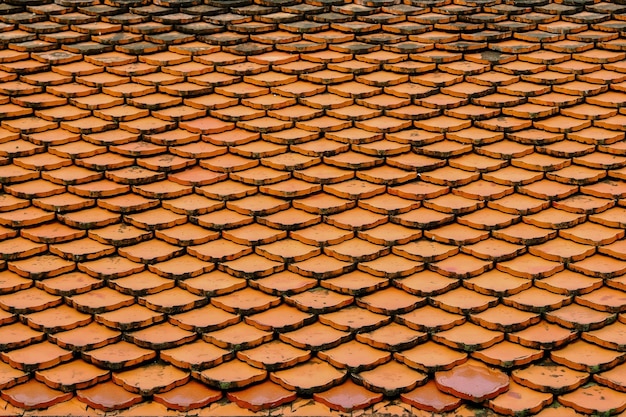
{"left": 1, "top": 0, "right": 626, "bottom": 415}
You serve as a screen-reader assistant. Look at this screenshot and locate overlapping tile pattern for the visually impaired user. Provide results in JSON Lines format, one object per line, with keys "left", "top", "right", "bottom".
{"left": 0, "top": 0, "right": 626, "bottom": 414}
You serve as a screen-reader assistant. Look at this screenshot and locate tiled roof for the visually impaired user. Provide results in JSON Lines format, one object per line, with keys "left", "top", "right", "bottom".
{"left": 1, "top": 0, "right": 626, "bottom": 414}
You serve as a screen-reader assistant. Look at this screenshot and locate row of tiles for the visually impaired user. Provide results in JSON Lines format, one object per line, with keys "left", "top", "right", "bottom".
{"left": 2, "top": 0, "right": 626, "bottom": 414}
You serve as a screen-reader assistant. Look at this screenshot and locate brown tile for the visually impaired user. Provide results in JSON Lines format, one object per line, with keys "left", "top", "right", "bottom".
{"left": 279, "top": 320, "right": 350, "bottom": 351}
{"left": 5, "top": 1, "right": 626, "bottom": 414}
{"left": 392, "top": 208, "right": 454, "bottom": 231}
{"left": 324, "top": 238, "right": 388, "bottom": 263}
{"left": 359, "top": 253, "right": 422, "bottom": 279}
{"left": 220, "top": 253, "right": 284, "bottom": 278}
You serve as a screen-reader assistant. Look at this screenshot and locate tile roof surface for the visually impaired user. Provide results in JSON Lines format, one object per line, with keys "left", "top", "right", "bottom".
{"left": 1, "top": 0, "right": 626, "bottom": 414}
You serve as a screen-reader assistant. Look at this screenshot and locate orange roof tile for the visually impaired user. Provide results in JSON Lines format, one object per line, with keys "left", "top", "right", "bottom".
{"left": 2, "top": 0, "right": 626, "bottom": 415}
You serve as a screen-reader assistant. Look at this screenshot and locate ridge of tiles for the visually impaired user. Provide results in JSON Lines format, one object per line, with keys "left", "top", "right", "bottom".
{"left": 1, "top": 0, "right": 626, "bottom": 415}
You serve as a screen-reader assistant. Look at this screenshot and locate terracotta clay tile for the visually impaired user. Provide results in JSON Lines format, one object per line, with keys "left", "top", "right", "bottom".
{"left": 2, "top": 341, "right": 73, "bottom": 372}
{"left": 35, "top": 360, "right": 110, "bottom": 392}
{"left": 96, "top": 304, "right": 164, "bottom": 331}
{"left": 319, "top": 305, "right": 390, "bottom": 332}
{"left": 8, "top": 254, "right": 75, "bottom": 279}
{"left": 594, "top": 359, "right": 626, "bottom": 394}
{"left": 0, "top": 287, "right": 62, "bottom": 314}
{"left": 68, "top": 287, "right": 135, "bottom": 314}
{"left": 153, "top": 380, "right": 222, "bottom": 412}
{"left": 313, "top": 379, "right": 382, "bottom": 413}
{"left": 576, "top": 287, "right": 626, "bottom": 313}
{"left": 559, "top": 385, "right": 626, "bottom": 415}
{"left": 434, "top": 361, "right": 510, "bottom": 403}
{"left": 36, "top": 271, "right": 102, "bottom": 297}
{"left": 433, "top": 321, "right": 505, "bottom": 351}
{"left": 462, "top": 239, "right": 525, "bottom": 264}
{"left": 536, "top": 270, "right": 602, "bottom": 296}
{"left": 76, "top": 381, "right": 142, "bottom": 411}
{"left": 0, "top": 360, "right": 28, "bottom": 390}
{"left": 23, "top": 304, "right": 91, "bottom": 333}
{"left": 1, "top": 380, "right": 72, "bottom": 411}
{"left": 397, "top": 303, "right": 464, "bottom": 333}
{"left": 237, "top": 340, "right": 310, "bottom": 371}
{"left": 20, "top": 222, "right": 86, "bottom": 244}
{"left": 487, "top": 381, "right": 553, "bottom": 416}
{"left": 198, "top": 359, "right": 267, "bottom": 390}
{"left": 356, "top": 251, "right": 419, "bottom": 279}
{"left": 512, "top": 364, "right": 589, "bottom": 394}
{"left": 321, "top": 270, "right": 388, "bottom": 296}
{"left": 82, "top": 341, "right": 156, "bottom": 371}
{"left": 2, "top": 0, "right": 626, "bottom": 414}
{"left": 186, "top": 239, "right": 252, "bottom": 263}
{"left": 111, "top": 362, "right": 189, "bottom": 396}
{"left": 270, "top": 358, "right": 346, "bottom": 395}
{"left": 559, "top": 222, "right": 624, "bottom": 246}
{"left": 400, "top": 380, "right": 462, "bottom": 413}
{"left": 0, "top": 237, "right": 46, "bottom": 260}
{"left": 127, "top": 322, "right": 196, "bottom": 350}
